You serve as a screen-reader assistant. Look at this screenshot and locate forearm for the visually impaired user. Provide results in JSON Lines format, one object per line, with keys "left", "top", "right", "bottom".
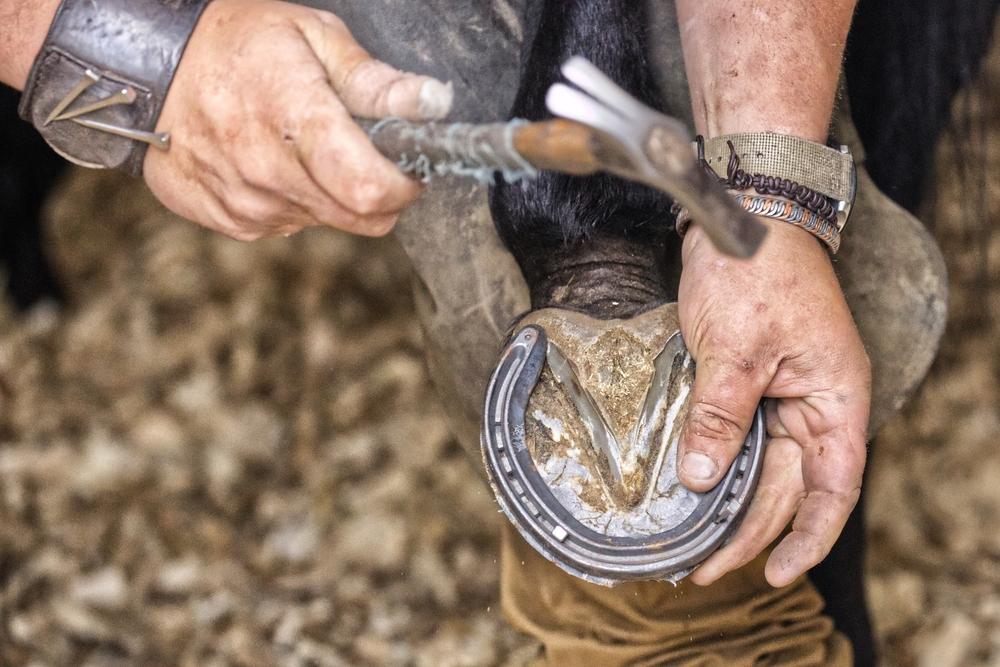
{"left": 676, "top": 0, "right": 856, "bottom": 142}
{"left": 0, "top": 0, "right": 61, "bottom": 89}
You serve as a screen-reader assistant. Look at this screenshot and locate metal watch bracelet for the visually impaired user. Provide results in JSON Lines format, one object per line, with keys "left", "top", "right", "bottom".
{"left": 18, "top": 0, "right": 212, "bottom": 176}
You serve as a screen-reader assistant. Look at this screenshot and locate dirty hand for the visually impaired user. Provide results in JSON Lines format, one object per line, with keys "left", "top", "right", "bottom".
{"left": 676, "top": 219, "right": 871, "bottom": 587}
{"left": 144, "top": 0, "right": 452, "bottom": 241}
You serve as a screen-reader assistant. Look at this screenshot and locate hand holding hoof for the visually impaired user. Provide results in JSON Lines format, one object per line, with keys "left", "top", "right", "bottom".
{"left": 678, "top": 217, "right": 871, "bottom": 588}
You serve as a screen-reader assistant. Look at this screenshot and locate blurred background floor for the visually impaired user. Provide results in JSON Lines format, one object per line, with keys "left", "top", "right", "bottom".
{"left": 2, "top": 19, "right": 1000, "bottom": 667}
{"left": 863, "top": 21, "right": 1000, "bottom": 667}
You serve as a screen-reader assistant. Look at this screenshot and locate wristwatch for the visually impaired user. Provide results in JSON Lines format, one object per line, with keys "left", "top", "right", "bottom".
{"left": 18, "top": 0, "right": 212, "bottom": 176}
{"left": 698, "top": 132, "right": 858, "bottom": 236}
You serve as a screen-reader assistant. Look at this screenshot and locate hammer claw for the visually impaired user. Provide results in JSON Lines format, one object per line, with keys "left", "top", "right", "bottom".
{"left": 547, "top": 57, "right": 767, "bottom": 258}
{"left": 560, "top": 57, "right": 655, "bottom": 124}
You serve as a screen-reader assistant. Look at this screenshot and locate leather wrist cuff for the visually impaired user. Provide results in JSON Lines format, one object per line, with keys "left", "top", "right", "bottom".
{"left": 698, "top": 133, "right": 857, "bottom": 234}
{"left": 19, "top": 0, "right": 211, "bottom": 176}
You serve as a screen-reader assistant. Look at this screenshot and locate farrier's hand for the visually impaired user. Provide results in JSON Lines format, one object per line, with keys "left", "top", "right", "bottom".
{"left": 676, "top": 219, "right": 871, "bottom": 587}
{"left": 144, "top": 0, "right": 452, "bottom": 240}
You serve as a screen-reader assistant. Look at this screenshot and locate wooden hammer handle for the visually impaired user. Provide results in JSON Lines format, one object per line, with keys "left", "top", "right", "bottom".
{"left": 360, "top": 118, "right": 603, "bottom": 179}
{"left": 510, "top": 119, "right": 603, "bottom": 175}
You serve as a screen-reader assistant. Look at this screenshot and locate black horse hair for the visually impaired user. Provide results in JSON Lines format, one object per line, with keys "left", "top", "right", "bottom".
{"left": 488, "top": 0, "right": 675, "bottom": 262}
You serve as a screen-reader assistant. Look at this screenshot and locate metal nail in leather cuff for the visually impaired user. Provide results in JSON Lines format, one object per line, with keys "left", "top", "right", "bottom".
{"left": 19, "top": 0, "right": 212, "bottom": 176}
{"left": 698, "top": 133, "right": 857, "bottom": 234}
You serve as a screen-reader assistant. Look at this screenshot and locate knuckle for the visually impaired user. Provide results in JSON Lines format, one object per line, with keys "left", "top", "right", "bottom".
{"left": 313, "top": 9, "right": 347, "bottom": 32}
{"left": 306, "top": 204, "right": 344, "bottom": 228}
{"left": 220, "top": 220, "right": 266, "bottom": 242}
{"left": 227, "top": 192, "right": 283, "bottom": 225}
{"left": 731, "top": 542, "right": 762, "bottom": 570}
{"left": 272, "top": 224, "right": 302, "bottom": 239}
{"left": 218, "top": 220, "right": 263, "bottom": 243}
{"left": 721, "top": 534, "right": 757, "bottom": 566}
{"left": 290, "top": 9, "right": 347, "bottom": 44}
{"left": 209, "top": 203, "right": 269, "bottom": 242}
{"left": 235, "top": 159, "right": 279, "bottom": 191}
{"left": 336, "top": 213, "right": 397, "bottom": 238}
{"left": 205, "top": 211, "right": 242, "bottom": 239}
{"left": 341, "top": 60, "right": 387, "bottom": 98}
{"left": 686, "top": 402, "right": 746, "bottom": 443}
{"left": 753, "top": 484, "right": 784, "bottom": 509}
{"left": 366, "top": 214, "right": 398, "bottom": 237}
{"left": 344, "top": 177, "right": 394, "bottom": 215}
{"left": 230, "top": 229, "right": 266, "bottom": 243}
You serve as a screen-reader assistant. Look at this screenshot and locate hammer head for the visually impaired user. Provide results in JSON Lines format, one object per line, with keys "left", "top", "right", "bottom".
{"left": 546, "top": 57, "right": 767, "bottom": 259}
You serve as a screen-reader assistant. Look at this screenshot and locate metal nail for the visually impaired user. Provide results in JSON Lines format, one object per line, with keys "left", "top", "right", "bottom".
{"left": 52, "top": 86, "right": 137, "bottom": 122}
{"left": 45, "top": 69, "right": 101, "bottom": 126}
{"left": 70, "top": 117, "right": 170, "bottom": 151}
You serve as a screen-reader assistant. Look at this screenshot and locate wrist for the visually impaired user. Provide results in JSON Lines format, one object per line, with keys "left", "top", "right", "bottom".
{"left": 684, "top": 215, "right": 826, "bottom": 264}
{"left": 0, "top": 0, "right": 61, "bottom": 89}
{"left": 696, "top": 112, "right": 830, "bottom": 146}
{"left": 17, "top": 0, "right": 212, "bottom": 175}
{"left": 755, "top": 215, "right": 827, "bottom": 252}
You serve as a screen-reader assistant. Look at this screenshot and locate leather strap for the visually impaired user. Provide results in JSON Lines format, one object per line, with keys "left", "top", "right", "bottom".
{"left": 699, "top": 132, "right": 857, "bottom": 232}
{"left": 19, "top": 0, "right": 211, "bottom": 176}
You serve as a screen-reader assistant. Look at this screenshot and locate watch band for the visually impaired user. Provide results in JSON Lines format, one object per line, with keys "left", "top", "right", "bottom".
{"left": 732, "top": 192, "right": 842, "bottom": 252}
{"left": 699, "top": 132, "right": 857, "bottom": 233}
{"left": 19, "top": 0, "right": 212, "bottom": 176}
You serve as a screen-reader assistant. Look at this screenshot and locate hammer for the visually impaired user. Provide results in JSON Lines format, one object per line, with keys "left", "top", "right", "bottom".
{"left": 362, "top": 57, "right": 766, "bottom": 259}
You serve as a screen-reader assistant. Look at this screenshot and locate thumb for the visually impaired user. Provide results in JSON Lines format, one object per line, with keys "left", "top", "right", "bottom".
{"left": 301, "top": 13, "right": 453, "bottom": 120}
{"left": 678, "top": 356, "right": 767, "bottom": 492}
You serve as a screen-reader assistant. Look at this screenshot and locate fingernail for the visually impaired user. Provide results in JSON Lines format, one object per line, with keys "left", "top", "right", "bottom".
{"left": 681, "top": 452, "right": 718, "bottom": 482}
{"left": 418, "top": 80, "right": 453, "bottom": 119}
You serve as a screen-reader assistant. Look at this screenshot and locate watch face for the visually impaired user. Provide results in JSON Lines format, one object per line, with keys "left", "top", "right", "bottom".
{"left": 481, "top": 304, "right": 766, "bottom": 586}
{"left": 840, "top": 144, "right": 858, "bottom": 233}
